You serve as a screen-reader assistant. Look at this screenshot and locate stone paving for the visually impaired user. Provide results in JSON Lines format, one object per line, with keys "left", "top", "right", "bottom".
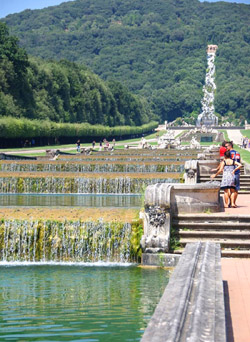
{"left": 223, "top": 193, "right": 250, "bottom": 215}
{"left": 221, "top": 192, "right": 250, "bottom": 342}
{"left": 221, "top": 259, "right": 250, "bottom": 342}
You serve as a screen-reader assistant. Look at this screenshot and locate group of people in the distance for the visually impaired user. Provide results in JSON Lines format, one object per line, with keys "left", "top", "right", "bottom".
{"left": 76, "top": 138, "right": 116, "bottom": 152}
{"left": 241, "top": 136, "right": 250, "bottom": 149}
{"left": 211, "top": 141, "right": 242, "bottom": 208}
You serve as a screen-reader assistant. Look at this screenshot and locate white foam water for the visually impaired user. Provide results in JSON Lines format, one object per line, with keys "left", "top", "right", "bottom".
{"left": 0, "top": 260, "right": 134, "bottom": 267}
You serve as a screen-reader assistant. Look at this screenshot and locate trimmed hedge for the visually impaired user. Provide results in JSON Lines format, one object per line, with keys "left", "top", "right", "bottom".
{"left": 0, "top": 117, "right": 158, "bottom": 139}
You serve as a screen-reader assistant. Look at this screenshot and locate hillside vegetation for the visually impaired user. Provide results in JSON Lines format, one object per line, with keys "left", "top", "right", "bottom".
{"left": 0, "top": 22, "right": 153, "bottom": 127}
{"left": 2, "top": 0, "right": 250, "bottom": 122}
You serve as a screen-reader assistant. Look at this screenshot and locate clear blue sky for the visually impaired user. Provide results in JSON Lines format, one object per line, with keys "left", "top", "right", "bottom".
{"left": 0, "top": 0, "right": 249, "bottom": 19}
{"left": 0, "top": 0, "right": 74, "bottom": 18}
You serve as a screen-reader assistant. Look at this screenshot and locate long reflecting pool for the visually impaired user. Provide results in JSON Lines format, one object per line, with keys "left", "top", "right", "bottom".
{"left": 0, "top": 264, "right": 170, "bottom": 341}
{"left": 0, "top": 193, "right": 142, "bottom": 208}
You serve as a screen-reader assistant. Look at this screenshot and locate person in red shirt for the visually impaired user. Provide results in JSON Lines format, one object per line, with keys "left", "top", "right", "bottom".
{"left": 219, "top": 141, "right": 227, "bottom": 159}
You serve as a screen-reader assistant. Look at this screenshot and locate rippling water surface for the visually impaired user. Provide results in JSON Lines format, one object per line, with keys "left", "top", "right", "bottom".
{"left": 0, "top": 264, "right": 170, "bottom": 341}
{"left": 0, "top": 193, "right": 142, "bottom": 208}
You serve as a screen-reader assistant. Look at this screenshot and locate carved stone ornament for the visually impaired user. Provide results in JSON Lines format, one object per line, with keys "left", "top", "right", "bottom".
{"left": 141, "top": 205, "right": 170, "bottom": 253}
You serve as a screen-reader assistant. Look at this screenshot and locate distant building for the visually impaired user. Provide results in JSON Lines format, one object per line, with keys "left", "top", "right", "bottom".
{"left": 207, "top": 45, "right": 218, "bottom": 54}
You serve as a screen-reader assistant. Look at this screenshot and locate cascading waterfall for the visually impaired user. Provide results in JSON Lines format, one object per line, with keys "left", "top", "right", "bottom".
{"left": 0, "top": 219, "right": 134, "bottom": 262}
{"left": 0, "top": 163, "right": 184, "bottom": 173}
{"left": 0, "top": 149, "right": 186, "bottom": 265}
{"left": 0, "top": 176, "right": 180, "bottom": 194}
{"left": 196, "top": 45, "right": 218, "bottom": 127}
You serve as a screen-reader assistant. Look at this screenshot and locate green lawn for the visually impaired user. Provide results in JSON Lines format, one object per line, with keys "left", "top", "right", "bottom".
{"left": 234, "top": 145, "right": 250, "bottom": 164}
{"left": 240, "top": 130, "right": 250, "bottom": 139}
{"left": 223, "top": 130, "right": 250, "bottom": 164}
{"left": 0, "top": 129, "right": 167, "bottom": 155}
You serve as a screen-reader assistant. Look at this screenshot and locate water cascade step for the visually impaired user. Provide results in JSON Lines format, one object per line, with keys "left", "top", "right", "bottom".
{"left": 0, "top": 147, "right": 203, "bottom": 263}
{"left": 0, "top": 219, "right": 136, "bottom": 262}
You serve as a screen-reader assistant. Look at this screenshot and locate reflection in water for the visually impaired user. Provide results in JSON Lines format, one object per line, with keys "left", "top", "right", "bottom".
{"left": 0, "top": 193, "right": 142, "bottom": 208}
{"left": 0, "top": 265, "right": 170, "bottom": 341}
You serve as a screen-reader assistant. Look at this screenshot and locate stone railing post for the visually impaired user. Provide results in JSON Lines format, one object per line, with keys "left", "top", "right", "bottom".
{"left": 140, "top": 184, "right": 173, "bottom": 253}
{"left": 184, "top": 160, "right": 198, "bottom": 184}
{"left": 243, "top": 161, "right": 250, "bottom": 175}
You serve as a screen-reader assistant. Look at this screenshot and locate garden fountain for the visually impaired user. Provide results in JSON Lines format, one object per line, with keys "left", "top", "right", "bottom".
{"left": 196, "top": 45, "right": 219, "bottom": 127}
{"left": 0, "top": 146, "right": 202, "bottom": 341}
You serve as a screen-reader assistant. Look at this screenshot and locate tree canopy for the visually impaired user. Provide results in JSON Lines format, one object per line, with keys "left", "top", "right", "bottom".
{"left": 2, "top": 0, "right": 249, "bottom": 122}
{"left": 0, "top": 22, "right": 153, "bottom": 126}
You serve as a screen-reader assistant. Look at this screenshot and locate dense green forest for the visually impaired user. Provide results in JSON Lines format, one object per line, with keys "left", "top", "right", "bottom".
{"left": 2, "top": 0, "right": 250, "bottom": 122}
{"left": 0, "top": 22, "right": 153, "bottom": 127}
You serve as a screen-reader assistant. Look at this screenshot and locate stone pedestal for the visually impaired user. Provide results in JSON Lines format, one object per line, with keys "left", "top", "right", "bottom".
{"left": 141, "top": 183, "right": 220, "bottom": 254}
{"left": 142, "top": 253, "right": 180, "bottom": 267}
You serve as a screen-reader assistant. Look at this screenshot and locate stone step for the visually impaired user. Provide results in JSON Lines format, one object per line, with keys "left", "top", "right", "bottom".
{"left": 199, "top": 180, "right": 250, "bottom": 184}
{"left": 199, "top": 177, "right": 249, "bottom": 180}
{"left": 173, "top": 249, "right": 250, "bottom": 258}
{"left": 199, "top": 179, "right": 250, "bottom": 184}
{"left": 236, "top": 191, "right": 250, "bottom": 194}
{"left": 173, "top": 222, "right": 250, "bottom": 230}
{"left": 174, "top": 214, "right": 250, "bottom": 223}
{"left": 179, "top": 238, "right": 250, "bottom": 249}
{"left": 221, "top": 250, "right": 250, "bottom": 258}
{"left": 179, "top": 230, "right": 250, "bottom": 238}
{"left": 200, "top": 174, "right": 248, "bottom": 178}
{"left": 199, "top": 183, "right": 250, "bottom": 186}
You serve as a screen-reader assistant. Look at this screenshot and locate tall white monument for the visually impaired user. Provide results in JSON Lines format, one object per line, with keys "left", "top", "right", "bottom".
{"left": 196, "top": 45, "right": 219, "bottom": 127}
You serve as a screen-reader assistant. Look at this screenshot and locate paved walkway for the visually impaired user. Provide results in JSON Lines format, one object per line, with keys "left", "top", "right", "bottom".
{"left": 221, "top": 191, "right": 250, "bottom": 341}
{"left": 221, "top": 259, "right": 250, "bottom": 342}
{"left": 223, "top": 193, "right": 250, "bottom": 215}
{"left": 227, "top": 129, "right": 250, "bottom": 151}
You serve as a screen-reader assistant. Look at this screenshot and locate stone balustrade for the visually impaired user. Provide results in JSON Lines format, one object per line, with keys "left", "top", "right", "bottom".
{"left": 141, "top": 242, "right": 226, "bottom": 342}
{"left": 141, "top": 183, "right": 220, "bottom": 254}
{"left": 244, "top": 161, "right": 250, "bottom": 175}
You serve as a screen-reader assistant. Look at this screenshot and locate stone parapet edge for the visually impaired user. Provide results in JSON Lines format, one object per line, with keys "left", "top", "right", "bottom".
{"left": 141, "top": 242, "right": 226, "bottom": 342}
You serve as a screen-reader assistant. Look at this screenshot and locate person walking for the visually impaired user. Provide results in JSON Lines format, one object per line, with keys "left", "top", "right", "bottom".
{"left": 219, "top": 141, "right": 227, "bottom": 160}
{"left": 243, "top": 136, "right": 248, "bottom": 149}
{"left": 211, "top": 150, "right": 242, "bottom": 208}
{"left": 76, "top": 139, "right": 81, "bottom": 153}
{"left": 225, "top": 141, "right": 241, "bottom": 207}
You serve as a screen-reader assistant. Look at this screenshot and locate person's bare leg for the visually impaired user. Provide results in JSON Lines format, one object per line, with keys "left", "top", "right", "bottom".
{"left": 233, "top": 191, "right": 238, "bottom": 206}
{"left": 231, "top": 189, "right": 238, "bottom": 207}
{"left": 224, "top": 189, "right": 230, "bottom": 208}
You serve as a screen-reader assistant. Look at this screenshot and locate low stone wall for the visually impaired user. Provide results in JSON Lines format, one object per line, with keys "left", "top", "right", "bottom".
{"left": 141, "top": 253, "right": 180, "bottom": 267}
{"left": 141, "top": 183, "right": 220, "bottom": 253}
{"left": 141, "top": 242, "right": 226, "bottom": 342}
{"left": 244, "top": 161, "right": 250, "bottom": 175}
{"left": 144, "top": 183, "right": 220, "bottom": 214}
{"left": 198, "top": 159, "right": 219, "bottom": 175}
{"left": 184, "top": 158, "right": 221, "bottom": 182}
{"left": 170, "top": 183, "right": 220, "bottom": 214}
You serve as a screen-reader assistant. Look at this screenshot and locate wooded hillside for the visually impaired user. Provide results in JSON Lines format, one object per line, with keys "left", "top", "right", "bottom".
{"left": 0, "top": 22, "right": 153, "bottom": 126}
{"left": 2, "top": 0, "right": 250, "bottom": 122}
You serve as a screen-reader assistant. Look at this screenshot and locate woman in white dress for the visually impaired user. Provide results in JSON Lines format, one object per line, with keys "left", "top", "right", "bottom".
{"left": 211, "top": 150, "right": 242, "bottom": 208}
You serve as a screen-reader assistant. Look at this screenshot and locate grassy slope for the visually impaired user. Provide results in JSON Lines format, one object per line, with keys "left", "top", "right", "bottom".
{"left": 224, "top": 129, "right": 250, "bottom": 164}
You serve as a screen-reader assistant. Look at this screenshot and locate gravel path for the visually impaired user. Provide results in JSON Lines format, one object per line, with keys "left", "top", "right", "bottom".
{"left": 227, "top": 129, "right": 250, "bottom": 151}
